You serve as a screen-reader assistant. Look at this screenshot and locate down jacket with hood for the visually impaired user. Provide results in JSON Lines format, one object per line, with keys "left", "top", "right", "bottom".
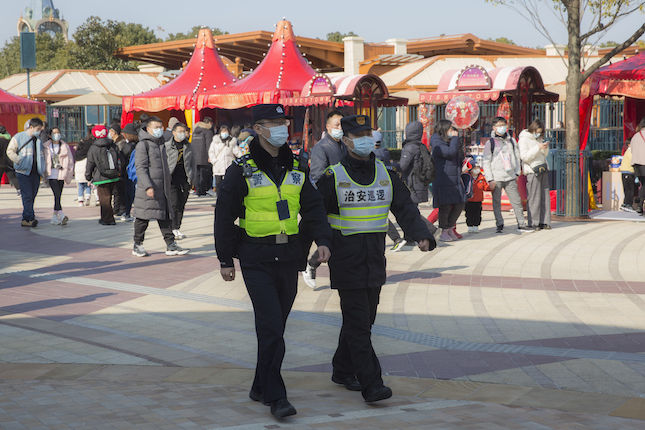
{"left": 85, "top": 138, "right": 120, "bottom": 183}
{"left": 518, "top": 129, "right": 549, "bottom": 175}
{"left": 191, "top": 121, "right": 214, "bottom": 165}
{"left": 208, "top": 134, "right": 238, "bottom": 176}
{"left": 430, "top": 133, "right": 466, "bottom": 207}
{"left": 399, "top": 121, "right": 429, "bottom": 204}
{"left": 133, "top": 129, "right": 173, "bottom": 220}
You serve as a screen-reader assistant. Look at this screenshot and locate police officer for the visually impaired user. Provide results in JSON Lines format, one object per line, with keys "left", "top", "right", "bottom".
{"left": 316, "top": 115, "right": 436, "bottom": 402}
{"left": 215, "top": 104, "right": 332, "bottom": 419}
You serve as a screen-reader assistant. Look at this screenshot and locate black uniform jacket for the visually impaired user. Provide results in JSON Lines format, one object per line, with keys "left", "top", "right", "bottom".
{"left": 215, "top": 140, "right": 332, "bottom": 269}
{"left": 316, "top": 153, "right": 436, "bottom": 290}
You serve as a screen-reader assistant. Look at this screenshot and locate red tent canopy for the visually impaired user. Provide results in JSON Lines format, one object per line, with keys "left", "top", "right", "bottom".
{"left": 580, "top": 52, "right": 645, "bottom": 149}
{"left": 0, "top": 88, "right": 46, "bottom": 135}
{"left": 122, "top": 28, "right": 235, "bottom": 114}
{"left": 205, "top": 20, "right": 315, "bottom": 109}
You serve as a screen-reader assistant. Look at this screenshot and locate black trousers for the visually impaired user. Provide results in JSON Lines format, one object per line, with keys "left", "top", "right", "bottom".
{"left": 96, "top": 182, "right": 116, "bottom": 224}
{"left": 169, "top": 180, "right": 190, "bottom": 230}
{"left": 332, "top": 287, "right": 383, "bottom": 394}
{"left": 464, "top": 201, "right": 482, "bottom": 226}
{"left": 622, "top": 173, "right": 635, "bottom": 206}
{"left": 196, "top": 164, "right": 213, "bottom": 195}
{"left": 133, "top": 217, "right": 175, "bottom": 245}
{"left": 240, "top": 260, "right": 298, "bottom": 403}
{"left": 214, "top": 175, "right": 224, "bottom": 192}
{"left": 1, "top": 167, "right": 19, "bottom": 189}
{"left": 48, "top": 179, "right": 64, "bottom": 211}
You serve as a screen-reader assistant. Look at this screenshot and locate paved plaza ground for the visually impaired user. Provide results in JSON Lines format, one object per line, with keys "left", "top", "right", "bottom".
{"left": 1, "top": 183, "right": 644, "bottom": 429}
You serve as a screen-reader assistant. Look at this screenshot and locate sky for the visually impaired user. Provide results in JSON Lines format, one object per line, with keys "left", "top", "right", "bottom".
{"left": 1, "top": 0, "right": 644, "bottom": 49}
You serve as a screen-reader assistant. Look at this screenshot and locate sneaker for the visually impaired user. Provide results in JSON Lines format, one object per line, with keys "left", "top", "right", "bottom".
{"left": 496, "top": 225, "right": 504, "bottom": 234}
{"left": 472, "top": 226, "right": 479, "bottom": 233}
{"left": 439, "top": 230, "right": 454, "bottom": 242}
{"left": 206, "top": 190, "right": 217, "bottom": 197}
{"left": 301, "top": 264, "right": 316, "bottom": 289}
{"left": 539, "top": 224, "right": 552, "bottom": 230}
{"left": 390, "top": 238, "right": 407, "bottom": 252}
{"left": 517, "top": 226, "right": 535, "bottom": 233}
{"left": 94, "top": 200, "right": 100, "bottom": 207}
{"left": 51, "top": 214, "right": 60, "bottom": 225}
{"left": 21, "top": 219, "right": 36, "bottom": 227}
{"left": 166, "top": 242, "right": 189, "bottom": 256}
{"left": 173, "top": 229, "right": 186, "bottom": 240}
{"left": 132, "top": 243, "right": 149, "bottom": 257}
{"left": 85, "top": 198, "right": 91, "bottom": 207}
{"left": 124, "top": 215, "right": 135, "bottom": 222}
{"left": 77, "top": 200, "right": 84, "bottom": 207}
{"left": 620, "top": 205, "right": 637, "bottom": 213}
{"left": 451, "top": 228, "right": 463, "bottom": 239}
{"left": 58, "top": 212, "right": 68, "bottom": 225}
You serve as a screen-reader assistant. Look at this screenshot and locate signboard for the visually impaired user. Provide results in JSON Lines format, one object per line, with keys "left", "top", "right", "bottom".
{"left": 306, "top": 74, "right": 334, "bottom": 96}
{"left": 445, "top": 96, "right": 480, "bottom": 129}
{"left": 20, "top": 32, "right": 36, "bottom": 69}
{"left": 456, "top": 65, "right": 492, "bottom": 91}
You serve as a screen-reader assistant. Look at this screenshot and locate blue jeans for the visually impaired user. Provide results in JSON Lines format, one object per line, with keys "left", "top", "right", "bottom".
{"left": 77, "top": 182, "right": 91, "bottom": 200}
{"left": 17, "top": 171, "right": 41, "bottom": 221}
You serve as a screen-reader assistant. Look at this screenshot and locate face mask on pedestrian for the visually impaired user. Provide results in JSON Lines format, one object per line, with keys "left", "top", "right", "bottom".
{"left": 495, "top": 125, "right": 507, "bottom": 135}
{"left": 259, "top": 124, "right": 289, "bottom": 147}
{"left": 220, "top": 131, "right": 229, "bottom": 139}
{"left": 330, "top": 128, "right": 343, "bottom": 140}
{"left": 174, "top": 131, "right": 186, "bottom": 142}
{"left": 52, "top": 133, "right": 61, "bottom": 141}
{"left": 150, "top": 128, "right": 163, "bottom": 139}
{"left": 346, "top": 135, "right": 375, "bottom": 157}
{"left": 27, "top": 127, "right": 42, "bottom": 138}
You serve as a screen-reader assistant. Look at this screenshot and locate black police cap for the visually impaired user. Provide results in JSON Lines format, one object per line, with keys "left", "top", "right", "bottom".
{"left": 252, "top": 104, "right": 290, "bottom": 123}
{"left": 341, "top": 115, "right": 372, "bottom": 135}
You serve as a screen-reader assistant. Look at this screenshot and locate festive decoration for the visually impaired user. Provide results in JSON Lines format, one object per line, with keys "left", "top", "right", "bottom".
{"left": 445, "top": 96, "right": 479, "bottom": 129}
{"left": 496, "top": 97, "right": 511, "bottom": 121}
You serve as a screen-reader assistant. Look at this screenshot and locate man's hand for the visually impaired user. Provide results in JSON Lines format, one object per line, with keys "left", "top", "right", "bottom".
{"left": 418, "top": 239, "right": 432, "bottom": 252}
{"left": 317, "top": 245, "right": 331, "bottom": 263}
{"left": 146, "top": 187, "right": 154, "bottom": 198}
{"left": 221, "top": 267, "right": 235, "bottom": 281}
{"left": 488, "top": 181, "right": 496, "bottom": 190}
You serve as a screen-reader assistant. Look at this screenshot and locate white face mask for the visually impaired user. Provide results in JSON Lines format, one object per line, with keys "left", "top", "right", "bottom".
{"left": 52, "top": 133, "right": 61, "bottom": 141}
{"left": 175, "top": 132, "right": 186, "bottom": 142}
{"left": 220, "top": 132, "right": 229, "bottom": 139}
{"left": 496, "top": 125, "right": 507, "bottom": 135}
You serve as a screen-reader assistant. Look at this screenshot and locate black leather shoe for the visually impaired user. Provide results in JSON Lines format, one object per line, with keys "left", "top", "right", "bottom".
{"left": 270, "top": 398, "right": 297, "bottom": 419}
{"left": 331, "top": 374, "right": 362, "bottom": 391}
{"left": 363, "top": 385, "right": 392, "bottom": 402}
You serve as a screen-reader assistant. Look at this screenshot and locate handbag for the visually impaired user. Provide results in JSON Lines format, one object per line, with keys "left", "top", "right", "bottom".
{"left": 533, "top": 163, "right": 548, "bottom": 174}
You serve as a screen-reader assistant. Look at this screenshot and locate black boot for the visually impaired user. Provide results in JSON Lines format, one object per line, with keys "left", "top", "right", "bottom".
{"left": 270, "top": 398, "right": 297, "bottom": 419}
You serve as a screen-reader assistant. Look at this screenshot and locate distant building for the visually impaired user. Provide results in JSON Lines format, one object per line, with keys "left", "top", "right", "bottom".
{"left": 17, "top": 0, "right": 69, "bottom": 40}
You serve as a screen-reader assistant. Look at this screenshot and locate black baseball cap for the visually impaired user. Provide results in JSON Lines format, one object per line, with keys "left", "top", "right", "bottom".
{"left": 252, "top": 104, "right": 290, "bottom": 123}
{"left": 341, "top": 115, "right": 372, "bottom": 135}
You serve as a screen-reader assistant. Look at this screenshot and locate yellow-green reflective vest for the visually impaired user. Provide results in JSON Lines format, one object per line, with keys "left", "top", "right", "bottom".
{"left": 327, "top": 159, "right": 393, "bottom": 235}
{"left": 239, "top": 159, "right": 304, "bottom": 237}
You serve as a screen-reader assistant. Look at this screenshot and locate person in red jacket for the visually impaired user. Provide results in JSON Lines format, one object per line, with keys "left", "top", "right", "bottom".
{"left": 465, "top": 163, "right": 488, "bottom": 233}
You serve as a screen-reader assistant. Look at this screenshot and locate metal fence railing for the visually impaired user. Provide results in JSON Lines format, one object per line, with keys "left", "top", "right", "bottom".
{"left": 381, "top": 130, "right": 404, "bottom": 149}
{"left": 552, "top": 149, "right": 592, "bottom": 217}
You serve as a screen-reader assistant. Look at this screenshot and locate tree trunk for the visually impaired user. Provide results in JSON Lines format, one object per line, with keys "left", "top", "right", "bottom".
{"left": 564, "top": 0, "right": 583, "bottom": 217}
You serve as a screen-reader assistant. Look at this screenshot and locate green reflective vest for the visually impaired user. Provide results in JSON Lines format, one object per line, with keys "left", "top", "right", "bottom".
{"left": 327, "top": 159, "right": 393, "bottom": 235}
{"left": 239, "top": 158, "right": 304, "bottom": 237}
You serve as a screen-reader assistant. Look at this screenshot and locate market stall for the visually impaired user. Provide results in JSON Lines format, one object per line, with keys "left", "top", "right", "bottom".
{"left": 281, "top": 73, "right": 407, "bottom": 149}
{"left": 121, "top": 28, "right": 235, "bottom": 127}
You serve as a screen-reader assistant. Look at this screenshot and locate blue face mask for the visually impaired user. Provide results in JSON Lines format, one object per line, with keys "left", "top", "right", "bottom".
{"left": 151, "top": 128, "right": 164, "bottom": 139}
{"left": 350, "top": 136, "right": 375, "bottom": 157}
{"left": 496, "top": 126, "right": 507, "bottom": 136}
{"left": 262, "top": 125, "right": 289, "bottom": 147}
{"left": 330, "top": 128, "right": 344, "bottom": 140}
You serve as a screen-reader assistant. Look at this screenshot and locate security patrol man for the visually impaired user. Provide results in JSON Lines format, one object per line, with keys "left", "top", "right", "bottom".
{"left": 215, "top": 104, "right": 332, "bottom": 419}
{"left": 316, "top": 115, "right": 436, "bottom": 402}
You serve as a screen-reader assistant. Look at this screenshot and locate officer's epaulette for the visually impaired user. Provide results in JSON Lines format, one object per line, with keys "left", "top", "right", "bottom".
{"left": 233, "top": 154, "right": 252, "bottom": 167}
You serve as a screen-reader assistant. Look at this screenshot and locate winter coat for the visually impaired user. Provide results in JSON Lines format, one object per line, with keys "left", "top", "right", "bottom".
{"left": 483, "top": 133, "right": 521, "bottom": 183}
{"left": 5, "top": 130, "right": 45, "bottom": 176}
{"left": 0, "top": 133, "right": 12, "bottom": 169}
{"left": 133, "top": 129, "right": 173, "bottom": 220}
{"left": 469, "top": 172, "right": 487, "bottom": 203}
{"left": 191, "top": 122, "right": 214, "bottom": 165}
{"left": 430, "top": 133, "right": 466, "bottom": 207}
{"left": 630, "top": 130, "right": 645, "bottom": 166}
{"left": 208, "top": 134, "right": 238, "bottom": 176}
{"left": 518, "top": 129, "right": 549, "bottom": 175}
{"left": 165, "top": 137, "right": 194, "bottom": 184}
{"left": 85, "top": 138, "right": 120, "bottom": 183}
{"left": 309, "top": 133, "right": 347, "bottom": 184}
{"left": 399, "top": 121, "right": 430, "bottom": 204}
{"left": 620, "top": 146, "right": 634, "bottom": 174}
{"left": 115, "top": 137, "right": 136, "bottom": 173}
{"left": 44, "top": 140, "right": 74, "bottom": 183}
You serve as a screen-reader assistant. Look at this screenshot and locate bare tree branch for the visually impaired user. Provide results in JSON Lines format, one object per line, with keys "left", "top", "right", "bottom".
{"left": 580, "top": 1, "right": 644, "bottom": 41}
{"left": 581, "top": 21, "right": 645, "bottom": 82}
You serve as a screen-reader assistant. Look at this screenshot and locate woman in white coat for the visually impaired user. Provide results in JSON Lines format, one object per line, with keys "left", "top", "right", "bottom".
{"left": 208, "top": 125, "right": 238, "bottom": 192}
{"left": 518, "top": 119, "right": 550, "bottom": 230}
{"left": 44, "top": 128, "right": 74, "bottom": 225}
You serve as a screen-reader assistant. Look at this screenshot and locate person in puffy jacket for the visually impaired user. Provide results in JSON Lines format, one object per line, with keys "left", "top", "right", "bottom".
{"left": 191, "top": 117, "right": 215, "bottom": 196}
{"left": 43, "top": 127, "right": 74, "bottom": 225}
{"left": 518, "top": 119, "right": 551, "bottom": 230}
{"left": 208, "top": 124, "right": 237, "bottom": 193}
{"left": 85, "top": 125, "right": 120, "bottom": 225}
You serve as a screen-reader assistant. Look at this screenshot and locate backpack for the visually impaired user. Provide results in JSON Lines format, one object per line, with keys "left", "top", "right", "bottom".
{"left": 461, "top": 173, "right": 473, "bottom": 200}
{"left": 489, "top": 136, "right": 516, "bottom": 154}
{"left": 411, "top": 143, "right": 435, "bottom": 186}
{"left": 126, "top": 149, "right": 137, "bottom": 182}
